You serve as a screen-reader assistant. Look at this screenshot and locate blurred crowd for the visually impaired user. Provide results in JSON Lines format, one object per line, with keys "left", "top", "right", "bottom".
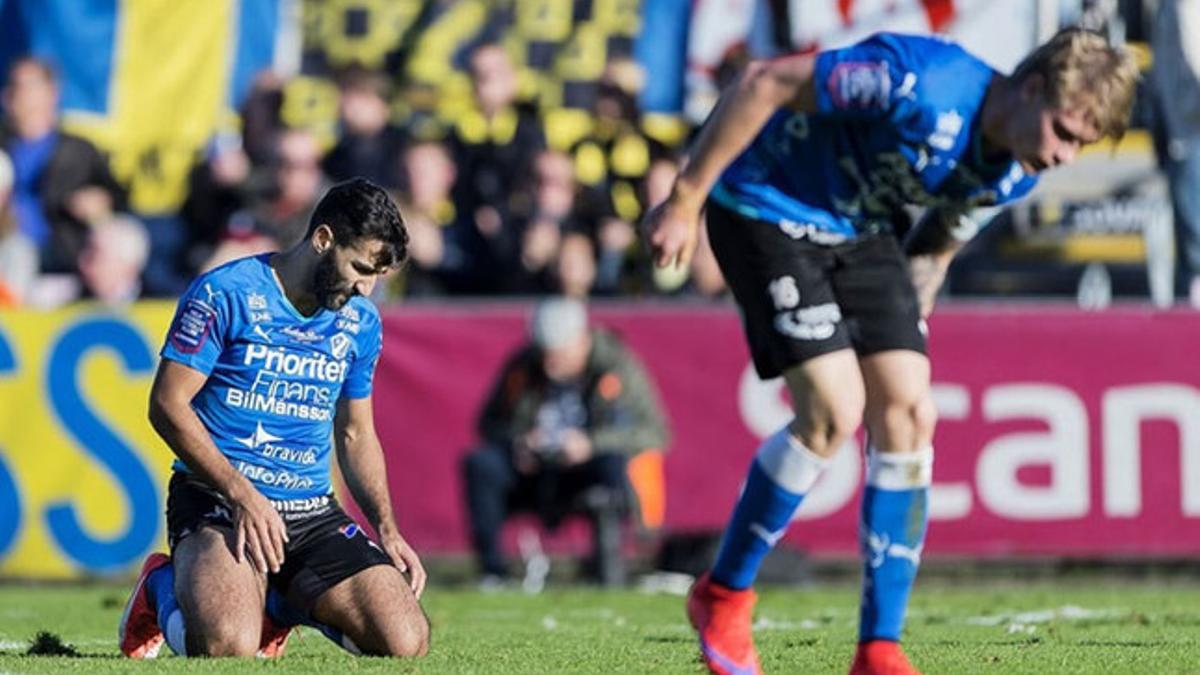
{"left": 1, "top": 0, "right": 1191, "bottom": 310}
{"left": 0, "top": 0, "right": 732, "bottom": 309}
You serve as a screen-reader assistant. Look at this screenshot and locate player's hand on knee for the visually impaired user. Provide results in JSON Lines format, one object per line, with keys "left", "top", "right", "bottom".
{"left": 230, "top": 485, "right": 288, "bottom": 574}
{"left": 380, "top": 527, "right": 427, "bottom": 599}
{"left": 640, "top": 201, "right": 700, "bottom": 270}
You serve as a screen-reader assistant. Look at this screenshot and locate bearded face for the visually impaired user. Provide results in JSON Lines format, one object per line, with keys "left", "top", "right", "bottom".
{"left": 313, "top": 248, "right": 354, "bottom": 310}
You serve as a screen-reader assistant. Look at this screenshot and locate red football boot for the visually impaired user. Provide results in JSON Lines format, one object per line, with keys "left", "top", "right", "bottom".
{"left": 849, "top": 640, "right": 920, "bottom": 675}
{"left": 686, "top": 572, "right": 763, "bottom": 675}
{"left": 257, "top": 613, "right": 294, "bottom": 658}
{"left": 117, "top": 552, "right": 171, "bottom": 658}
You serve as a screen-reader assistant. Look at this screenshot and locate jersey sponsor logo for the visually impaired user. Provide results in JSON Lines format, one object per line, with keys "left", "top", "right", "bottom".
{"left": 280, "top": 326, "right": 323, "bottom": 343}
{"left": 236, "top": 421, "right": 281, "bottom": 449}
{"left": 247, "top": 292, "right": 268, "bottom": 310}
{"left": 329, "top": 333, "right": 352, "bottom": 360}
{"left": 269, "top": 494, "right": 331, "bottom": 513}
{"left": 339, "top": 522, "right": 359, "bottom": 538}
{"left": 252, "top": 325, "right": 273, "bottom": 342}
{"left": 225, "top": 388, "right": 334, "bottom": 422}
{"left": 828, "top": 61, "right": 891, "bottom": 110}
{"left": 169, "top": 298, "right": 216, "bottom": 353}
{"left": 234, "top": 461, "right": 315, "bottom": 491}
{"left": 243, "top": 343, "right": 348, "bottom": 383}
{"left": 774, "top": 302, "right": 842, "bottom": 341}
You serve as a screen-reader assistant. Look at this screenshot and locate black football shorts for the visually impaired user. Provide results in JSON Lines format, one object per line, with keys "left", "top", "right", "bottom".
{"left": 706, "top": 199, "right": 926, "bottom": 379}
{"left": 166, "top": 472, "right": 393, "bottom": 617}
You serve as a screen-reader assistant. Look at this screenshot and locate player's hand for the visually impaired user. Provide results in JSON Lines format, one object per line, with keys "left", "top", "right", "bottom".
{"left": 639, "top": 198, "right": 700, "bottom": 270}
{"left": 230, "top": 485, "right": 288, "bottom": 575}
{"left": 379, "top": 525, "right": 427, "bottom": 599}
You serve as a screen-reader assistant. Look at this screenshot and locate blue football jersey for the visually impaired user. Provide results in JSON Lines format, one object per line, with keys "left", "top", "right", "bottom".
{"left": 712, "top": 32, "right": 1037, "bottom": 242}
{"left": 159, "top": 254, "right": 383, "bottom": 500}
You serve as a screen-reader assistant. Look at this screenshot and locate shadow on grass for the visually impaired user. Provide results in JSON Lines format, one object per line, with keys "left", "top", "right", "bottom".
{"left": 643, "top": 635, "right": 691, "bottom": 645}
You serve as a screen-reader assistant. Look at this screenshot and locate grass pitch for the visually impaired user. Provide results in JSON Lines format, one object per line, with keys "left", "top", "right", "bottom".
{"left": 0, "top": 579, "right": 1197, "bottom": 673}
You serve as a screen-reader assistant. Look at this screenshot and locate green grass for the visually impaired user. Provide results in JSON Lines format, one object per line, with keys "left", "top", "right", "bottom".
{"left": 0, "top": 580, "right": 1198, "bottom": 673}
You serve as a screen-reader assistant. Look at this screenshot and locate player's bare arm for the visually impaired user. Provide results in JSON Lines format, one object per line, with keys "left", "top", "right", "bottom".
{"left": 148, "top": 360, "right": 288, "bottom": 574}
{"left": 902, "top": 209, "right": 983, "bottom": 318}
{"left": 641, "top": 53, "right": 819, "bottom": 269}
{"left": 334, "top": 395, "right": 427, "bottom": 597}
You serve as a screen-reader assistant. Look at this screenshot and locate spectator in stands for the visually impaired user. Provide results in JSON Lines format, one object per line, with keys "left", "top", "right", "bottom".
{"left": 0, "top": 149, "right": 37, "bottom": 306}
{"left": 206, "top": 127, "right": 327, "bottom": 271}
{"left": 181, "top": 131, "right": 256, "bottom": 277}
{"left": 451, "top": 42, "right": 545, "bottom": 229}
{"left": 392, "top": 138, "right": 469, "bottom": 296}
{"left": 77, "top": 214, "right": 151, "bottom": 306}
{"left": 461, "top": 297, "right": 669, "bottom": 587}
{"left": 507, "top": 149, "right": 576, "bottom": 294}
{"left": 1, "top": 57, "right": 127, "bottom": 275}
{"left": 322, "top": 67, "right": 407, "bottom": 189}
{"left": 1152, "top": 0, "right": 1200, "bottom": 307}
{"left": 555, "top": 231, "right": 597, "bottom": 298}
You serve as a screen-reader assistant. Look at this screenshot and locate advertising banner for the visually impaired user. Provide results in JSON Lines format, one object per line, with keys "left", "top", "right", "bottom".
{"left": 1, "top": 303, "right": 1198, "bottom": 578}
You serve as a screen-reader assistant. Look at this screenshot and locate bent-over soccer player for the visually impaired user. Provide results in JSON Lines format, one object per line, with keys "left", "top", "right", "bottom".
{"left": 118, "top": 178, "right": 428, "bottom": 658}
{"left": 641, "top": 28, "right": 1137, "bottom": 675}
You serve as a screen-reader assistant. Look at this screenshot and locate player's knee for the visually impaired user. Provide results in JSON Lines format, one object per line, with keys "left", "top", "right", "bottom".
{"left": 871, "top": 395, "right": 936, "bottom": 451}
{"left": 792, "top": 411, "right": 859, "bottom": 457}
{"left": 913, "top": 396, "right": 938, "bottom": 441}
{"left": 191, "top": 624, "right": 260, "bottom": 657}
{"left": 379, "top": 613, "right": 430, "bottom": 657}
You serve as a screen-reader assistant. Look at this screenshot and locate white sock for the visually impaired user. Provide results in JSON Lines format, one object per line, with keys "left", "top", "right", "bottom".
{"left": 755, "top": 427, "right": 830, "bottom": 494}
{"left": 865, "top": 446, "right": 934, "bottom": 489}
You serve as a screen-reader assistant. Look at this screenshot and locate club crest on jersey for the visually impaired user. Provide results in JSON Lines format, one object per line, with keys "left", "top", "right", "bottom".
{"left": 828, "top": 61, "right": 891, "bottom": 110}
{"left": 329, "top": 332, "right": 352, "bottom": 360}
{"left": 339, "top": 523, "right": 360, "bottom": 538}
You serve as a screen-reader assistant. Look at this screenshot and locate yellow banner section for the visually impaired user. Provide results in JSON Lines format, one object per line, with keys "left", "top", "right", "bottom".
{"left": 0, "top": 304, "right": 177, "bottom": 578}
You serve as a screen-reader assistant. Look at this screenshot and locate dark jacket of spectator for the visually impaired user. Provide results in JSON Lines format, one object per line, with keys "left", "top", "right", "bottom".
{"left": 2, "top": 130, "right": 128, "bottom": 273}
{"left": 477, "top": 328, "right": 668, "bottom": 457}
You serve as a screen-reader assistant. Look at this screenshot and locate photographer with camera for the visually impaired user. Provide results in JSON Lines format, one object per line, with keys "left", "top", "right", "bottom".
{"left": 461, "top": 297, "right": 669, "bottom": 587}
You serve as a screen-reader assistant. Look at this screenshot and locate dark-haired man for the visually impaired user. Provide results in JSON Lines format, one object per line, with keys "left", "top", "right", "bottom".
{"left": 119, "top": 178, "right": 428, "bottom": 659}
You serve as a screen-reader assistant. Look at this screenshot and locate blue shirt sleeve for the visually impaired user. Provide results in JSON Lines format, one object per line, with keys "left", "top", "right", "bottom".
{"left": 159, "top": 275, "right": 233, "bottom": 376}
{"left": 341, "top": 307, "right": 381, "bottom": 399}
{"left": 813, "top": 33, "right": 924, "bottom": 122}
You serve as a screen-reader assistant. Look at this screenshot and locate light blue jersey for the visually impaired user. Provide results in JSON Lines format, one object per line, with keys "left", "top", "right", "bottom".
{"left": 159, "top": 254, "right": 382, "bottom": 500}
{"left": 712, "top": 32, "right": 1037, "bottom": 242}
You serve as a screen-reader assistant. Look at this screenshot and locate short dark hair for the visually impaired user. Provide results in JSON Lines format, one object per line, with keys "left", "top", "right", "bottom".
{"left": 307, "top": 178, "right": 409, "bottom": 268}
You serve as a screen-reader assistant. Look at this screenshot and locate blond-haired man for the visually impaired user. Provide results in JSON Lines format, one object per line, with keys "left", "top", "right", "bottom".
{"left": 641, "top": 28, "right": 1137, "bottom": 675}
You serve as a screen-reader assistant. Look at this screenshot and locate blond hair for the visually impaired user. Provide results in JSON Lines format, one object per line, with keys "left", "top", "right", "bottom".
{"left": 1011, "top": 27, "right": 1140, "bottom": 141}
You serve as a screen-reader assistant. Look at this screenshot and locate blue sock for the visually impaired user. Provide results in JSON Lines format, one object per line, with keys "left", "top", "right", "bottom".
{"left": 858, "top": 447, "right": 933, "bottom": 642}
{"left": 266, "top": 587, "right": 362, "bottom": 655}
{"left": 146, "top": 563, "right": 187, "bottom": 655}
{"left": 146, "top": 564, "right": 178, "bottom": 631}
{"left": 711, "top": 428, "right": 828, "bottom": 590}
